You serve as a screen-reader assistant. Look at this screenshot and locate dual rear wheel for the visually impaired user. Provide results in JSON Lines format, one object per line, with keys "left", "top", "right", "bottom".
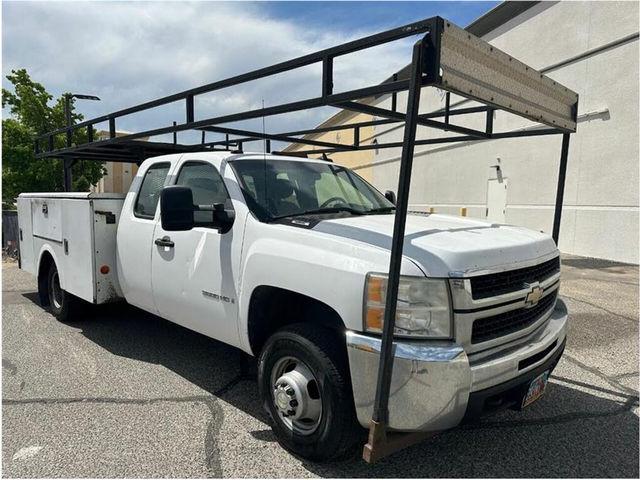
{"left": 44, "top": 262, "right": 80, "bottom": 322}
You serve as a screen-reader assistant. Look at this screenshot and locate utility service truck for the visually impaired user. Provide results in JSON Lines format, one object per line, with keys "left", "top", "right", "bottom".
{"left": 18, "top": 152, "right": 567, "bottom": 461}
{"left": 19, "top": 15, "right": 578, "bottom": 462}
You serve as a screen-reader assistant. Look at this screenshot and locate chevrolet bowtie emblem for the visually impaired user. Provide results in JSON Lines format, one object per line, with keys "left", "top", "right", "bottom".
{"left": 524, "top": 283, "right": 543, "bottom": 307}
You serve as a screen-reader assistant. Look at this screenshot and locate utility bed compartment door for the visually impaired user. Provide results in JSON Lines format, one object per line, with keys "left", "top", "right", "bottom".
{"left": 16, "top": 198, "right": 35, "bottom": 274}
{"left": 60, "top": 200, "right": 94, "bottom": 302}
{"left": 32, "top": 198, "right": 63, "bottom": 242}
{"left": 93, "top": 199, "right": 124, "bottom": 303}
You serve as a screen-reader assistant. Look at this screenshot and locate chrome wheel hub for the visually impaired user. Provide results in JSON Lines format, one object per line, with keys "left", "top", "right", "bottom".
{"left": 271, "top": 357, "right": 322, "bottom": 435}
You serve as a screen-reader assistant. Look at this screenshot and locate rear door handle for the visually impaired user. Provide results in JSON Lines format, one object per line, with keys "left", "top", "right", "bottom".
{"left": 154, "top": 236, "right": 175, "bottom": 248}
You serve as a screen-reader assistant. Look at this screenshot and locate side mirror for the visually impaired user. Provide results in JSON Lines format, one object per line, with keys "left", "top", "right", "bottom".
{"left": 384, "top": 190, "right": 396, "bottom": 205}
{"left": 160, "top": 186, "right": 194, "bottom": 231}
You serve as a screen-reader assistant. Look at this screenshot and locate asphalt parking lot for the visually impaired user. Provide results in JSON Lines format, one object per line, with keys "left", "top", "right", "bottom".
{"left": 2, "top": 256, "right": 638, "bottom": 478}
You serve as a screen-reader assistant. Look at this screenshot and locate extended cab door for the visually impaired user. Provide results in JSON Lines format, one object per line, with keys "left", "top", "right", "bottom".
{"left": 117, "top": 159, "right": 172, "bottom": 313}
{"left": 150, "top": 159, "right": 242, "bottom": 347}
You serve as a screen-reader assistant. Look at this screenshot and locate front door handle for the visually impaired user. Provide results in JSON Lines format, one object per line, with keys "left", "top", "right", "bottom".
{"left": 154, "top": 236, "right": 175, "bottom": 248}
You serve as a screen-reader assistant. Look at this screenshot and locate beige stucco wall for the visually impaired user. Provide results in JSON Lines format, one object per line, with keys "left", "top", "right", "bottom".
{"left": 286, "top": 112, "right": 376, "bottom": 182}
{"left": 93, "top": 162, "right": 138, "bottom": 193}
{"left": 91, "top": 130, "right": 142, "bottom": 193}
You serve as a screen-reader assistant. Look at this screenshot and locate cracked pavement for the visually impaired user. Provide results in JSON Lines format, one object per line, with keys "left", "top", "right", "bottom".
{"left": 2, "top": 256, "right": 638, "bottom": 477}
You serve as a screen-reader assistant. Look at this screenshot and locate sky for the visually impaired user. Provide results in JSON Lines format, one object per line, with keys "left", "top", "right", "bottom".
{"left": 2, "top": 0, "right": 498, "bottom": 149}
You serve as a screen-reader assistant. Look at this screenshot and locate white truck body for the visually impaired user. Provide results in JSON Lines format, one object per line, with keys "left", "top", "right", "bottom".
{"left": 17, "top": 151, "right": 568, "bottom": 459}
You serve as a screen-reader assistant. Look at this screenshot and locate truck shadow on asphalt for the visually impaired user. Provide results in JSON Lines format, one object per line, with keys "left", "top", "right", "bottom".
{"left": 22, "top": 294, "right": 639, "bottom": 478}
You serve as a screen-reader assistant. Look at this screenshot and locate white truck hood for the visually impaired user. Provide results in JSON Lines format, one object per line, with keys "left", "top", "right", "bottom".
{"left": 313, "top": 213, "right": 558, "bottom": 277}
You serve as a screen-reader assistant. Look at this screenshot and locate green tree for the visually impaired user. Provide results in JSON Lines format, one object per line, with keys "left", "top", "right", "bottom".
{"left": 73, "top": 175, "right": 91, "bottom": 192}
{"left": 2, "top": 69, "right": 105, "bottom": 206}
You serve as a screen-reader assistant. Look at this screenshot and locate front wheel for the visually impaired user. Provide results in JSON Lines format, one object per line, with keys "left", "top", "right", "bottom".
{"left": 258, "top": 323, "right": 361, "bottom": 461}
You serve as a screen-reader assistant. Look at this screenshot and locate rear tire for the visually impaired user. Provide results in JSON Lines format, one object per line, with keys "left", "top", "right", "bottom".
{"left": 47, "top": 262, "right": 80, "bottom": 322}
{"left": 258, "top": 323, "right": 361, "bottom": 462}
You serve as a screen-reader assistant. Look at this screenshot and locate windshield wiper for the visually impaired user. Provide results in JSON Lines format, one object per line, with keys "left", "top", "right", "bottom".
{"left": 271, "top": 206, "right": 366, "bottom": 220}
{"left": 364, "top": 206, "right": 396, "bottom": 214}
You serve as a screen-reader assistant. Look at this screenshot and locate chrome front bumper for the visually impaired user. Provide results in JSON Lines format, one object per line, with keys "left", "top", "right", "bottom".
{"left": 346, "top": 299, "right": 568, "bottom": 431}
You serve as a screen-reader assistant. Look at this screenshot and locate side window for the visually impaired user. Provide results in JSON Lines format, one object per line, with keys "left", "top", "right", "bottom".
{"left": 134, "top": 162, "right": 170, "bottom": 219}
{"left": 176, "top": 162, "right": 232, "bottom": 226}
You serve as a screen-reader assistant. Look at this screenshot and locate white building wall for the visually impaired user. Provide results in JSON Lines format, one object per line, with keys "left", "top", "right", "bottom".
{"left": 357, "top": 1, "right": 639, "bottom": 264}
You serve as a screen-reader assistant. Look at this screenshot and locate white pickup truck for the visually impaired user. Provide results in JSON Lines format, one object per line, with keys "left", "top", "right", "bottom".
{"left": 18, "top": 151, "right": 567, "bottom": 461}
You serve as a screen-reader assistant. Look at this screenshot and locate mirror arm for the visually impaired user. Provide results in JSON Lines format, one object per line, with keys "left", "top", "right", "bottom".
{"left": 194, "top": 203, "right": 235, "bottom": 234}
{"left": 194, "top": 204, "right": 216, "bottom": 211}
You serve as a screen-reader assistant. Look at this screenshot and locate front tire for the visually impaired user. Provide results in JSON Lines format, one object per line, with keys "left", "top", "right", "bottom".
{"left": 47, "top": 262, "right": 80, "bottom": 322}
{"left": 258, "top": 323, "right": 361, "bottom": 462}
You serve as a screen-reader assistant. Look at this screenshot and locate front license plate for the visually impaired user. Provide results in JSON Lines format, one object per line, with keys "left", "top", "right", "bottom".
{"left": 521, "top": 371, "right": 549, "bottom": 408}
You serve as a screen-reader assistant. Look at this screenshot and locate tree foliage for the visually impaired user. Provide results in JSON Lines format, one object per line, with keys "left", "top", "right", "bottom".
{"left": 2, "top": 69, "right": 106, "bottom": 206}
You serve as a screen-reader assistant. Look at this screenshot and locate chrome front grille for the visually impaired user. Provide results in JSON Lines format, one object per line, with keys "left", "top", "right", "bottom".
{"left": 471, "top": 290, "right": 558, "bottom": 344}
{"left": 469, "top": 256, "right": 560, "bottom": 299}
{"left": 450, "top": 254, "right": 562, "bottom": 353}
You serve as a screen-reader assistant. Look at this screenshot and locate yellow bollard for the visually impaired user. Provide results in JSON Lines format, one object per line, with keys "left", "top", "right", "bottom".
{"left": 460, "top": 207, "right": 467, "bottom": 217}
{"left": 428, "top": 207, "right": 435, "bottom": 214}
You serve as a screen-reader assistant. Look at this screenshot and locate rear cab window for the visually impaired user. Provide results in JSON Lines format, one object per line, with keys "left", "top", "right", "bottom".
{"left": 134, "top": 162, "right": 171, "bottom": 219}
{"left": 174, "top": 161, "right": 233, "bottom": 227}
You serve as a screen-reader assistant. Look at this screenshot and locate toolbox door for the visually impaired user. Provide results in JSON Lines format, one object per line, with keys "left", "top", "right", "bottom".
{"left": 16, "top": 198, "right": 35, "bottom": 273}
{"left": 31, "top": 197, "right": 63, "bottom": 243}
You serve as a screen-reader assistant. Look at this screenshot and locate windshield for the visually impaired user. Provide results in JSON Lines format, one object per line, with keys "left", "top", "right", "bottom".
{"left": 229, "top": 159, "right": 394, "bottom": 221}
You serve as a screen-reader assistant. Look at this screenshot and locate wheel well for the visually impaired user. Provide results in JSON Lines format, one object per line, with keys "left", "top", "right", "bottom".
{"left": 37, "top": 251, "right": 54, "bottom": 306}
{"left": 248, "top": 286, "right": 346, "bottom": 355}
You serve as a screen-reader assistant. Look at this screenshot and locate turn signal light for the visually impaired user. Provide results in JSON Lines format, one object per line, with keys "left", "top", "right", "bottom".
{"left": 366, "top": 307, "right": 384, "bottom": 331}
{"left": 367, "top": 275, "right": 385, "bottom": 303}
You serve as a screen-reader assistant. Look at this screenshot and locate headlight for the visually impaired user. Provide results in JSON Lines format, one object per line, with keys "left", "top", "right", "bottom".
{"left": 364, "top": 273, "right": 452, "bottom": 338}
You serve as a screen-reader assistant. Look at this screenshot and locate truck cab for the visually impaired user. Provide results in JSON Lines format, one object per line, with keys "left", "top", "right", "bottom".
{"left": 19, "top": 151, "right": 568, "bottom": 461}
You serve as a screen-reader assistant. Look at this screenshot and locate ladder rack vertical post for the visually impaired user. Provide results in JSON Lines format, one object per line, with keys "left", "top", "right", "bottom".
{"left": 186, "top": 94, "right": 195, "bottom": 123}
{"left": 391, "top": 73, "right": 398, "bottom": 112}
{"left": 322, "top": 56, "right": 333, "bottom": 97}
{"left": 364, "top": 36, "right": 425, "bottom": 462}
{"left": 64, "top": 94, "right": 73, "bottom": 191}
{"left": 485, "top": 108, "right": 494, "bottom": 136}
{"left": 63, "top": 160, "right": 73, "bottom": 192}
{"left": 552, "top": 133, "right": 571, "bottom": 244}
{"left": 444, "top": 92, "right": 450, "bottom": 125}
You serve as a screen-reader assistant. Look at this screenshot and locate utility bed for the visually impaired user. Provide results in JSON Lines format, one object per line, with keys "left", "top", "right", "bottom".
{"left": 17, "top": 192, "right": 125, "bottom": 304}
